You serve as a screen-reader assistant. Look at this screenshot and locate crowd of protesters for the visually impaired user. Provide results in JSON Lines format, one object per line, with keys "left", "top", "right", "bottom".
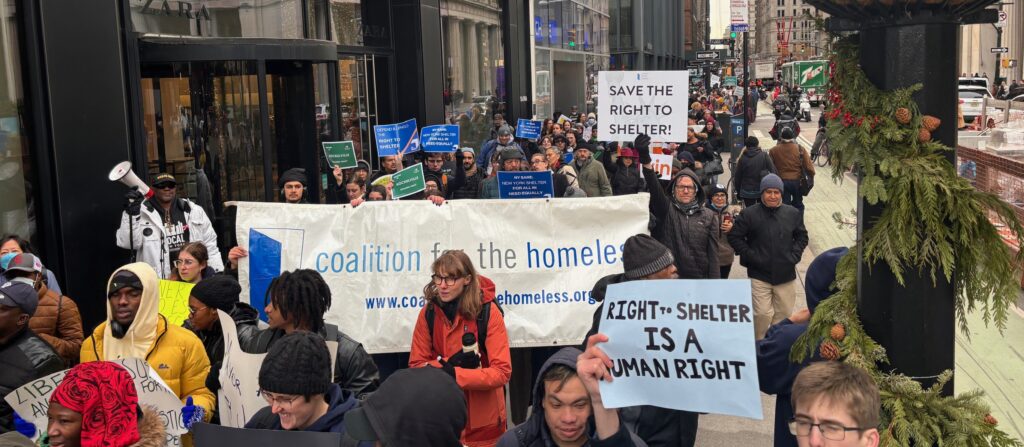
{"left": 0, "top": 91, "right": 882, "bottom": 447}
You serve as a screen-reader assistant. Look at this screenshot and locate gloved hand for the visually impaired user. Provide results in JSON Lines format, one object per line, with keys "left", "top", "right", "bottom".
{"left": 445, "top": 350, "right": 481, "bottom": 369}
{"left": 634, "top": 133, "right": 652, "bottom": 165}
{"left": 181, "top": 396, "right": 205, "bottom": 430}
{"left": 455, "top": 149, "right": 465, "bottom": 162}
{"left": 124, "top": 187, "right": 144, "bottom": 216}
{"left": 13, "top": 411, "right": 35, "bottom": 438}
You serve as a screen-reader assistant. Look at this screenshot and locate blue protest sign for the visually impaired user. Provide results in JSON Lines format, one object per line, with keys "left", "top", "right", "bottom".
{"left": 373, "top": 119, "right": 419, "bottom": 157}
{"left": 497, "top": 171, "right": 554, "bottom": 199}
{"left": 597, "top": 279, "right": 763, "bottom": 419}
{"left": 516, "top": 119, "right": 543, "bottom": 139}
{"left": 421, "top": 125, "right": 460, "bottom": 152}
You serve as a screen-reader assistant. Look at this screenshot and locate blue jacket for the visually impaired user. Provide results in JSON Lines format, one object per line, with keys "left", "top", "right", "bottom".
{"left": 755, "top": 247, "right": 848, "bottom": 447}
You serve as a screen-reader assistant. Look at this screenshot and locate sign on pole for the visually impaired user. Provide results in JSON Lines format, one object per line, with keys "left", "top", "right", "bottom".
{"left": 390, "top": 163, "right": 426, "bottom": 199}
{"left": 373, "top": 119, "right": 419, "bottom": 157}
{"left": 997, "top": 10, "right": 1007, "bottom": 28}
{"left": 696, "top": 51, "right": 719, "bottom": 61}
{"left": 992, "top": 47, "right": 1009, "bottom": 54}
{"left": 598, "top": 71, "right": 689, "bottom": 142}
{"left": 421, "top": 125, "right": 460, "bottom": 152}
{"left": 322, "top": 141, "right": 358, "bottom": 169}
{"left": 596, "top": 279, "right": 763, "bottom": 419}
{"left": 497, "top": 171, "right": 555, "bottom": 199}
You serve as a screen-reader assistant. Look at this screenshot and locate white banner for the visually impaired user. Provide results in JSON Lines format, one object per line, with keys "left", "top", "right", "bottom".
{"left": 731, "top": 0, "right": 749, "bottom": 29}
{"left": 598, "top": 71, "right": 689, "bottom": 142}
{"left": 237, "top": 196, "right": 650, "bottom": 353}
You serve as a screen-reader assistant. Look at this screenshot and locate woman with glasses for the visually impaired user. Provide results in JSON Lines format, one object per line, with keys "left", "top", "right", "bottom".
{"left": 170, "top": 242, "right": 214, "bottom": 285}
{"left": 408, "top": 250, "right": 511, "bottom": 447}
{"left": 184, "top": 275, "right": 259, "bottom": 423}
{"left": 0, "top": 234, "right": 63, "bottom": 294}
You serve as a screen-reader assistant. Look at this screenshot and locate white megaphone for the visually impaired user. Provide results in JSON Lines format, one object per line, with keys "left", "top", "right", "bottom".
{"left": 108, "top": 161, "right": 153, "bottom": 198}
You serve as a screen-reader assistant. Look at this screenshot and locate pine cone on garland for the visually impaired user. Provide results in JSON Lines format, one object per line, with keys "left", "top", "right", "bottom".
{"left": 895, "top": 107, "right": 912, "bottom": 125}
{"left": 820, "top": 340, "right": 842, "bottom": 360}
{"left": 830, "top": 323, "right": 846, "bottom": 341}
{"left": 985, "top": 414, "right": 998, "bottom": 426}
{"left": 922, "top": 115, "right": 941, "bottom": 132}
{"left": 918, "top": 128, "right": 932, "bottom": 143}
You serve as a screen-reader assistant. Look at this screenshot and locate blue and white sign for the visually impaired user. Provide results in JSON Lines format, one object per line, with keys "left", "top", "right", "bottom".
{"left": 497, "top": 171, "right": 555, "bottom": 199}
{"left": 597, "top": 279, "right": 763, "bottom": 419}
{"left": 373, "top": 119, "right": 419, "bottom": 157}
{"left": 516, "top": 119, "right": 544, "bottom": 140}
{"left": 731, "top": 116, "right": 745, "bottom": 153}
{"left": 421, "top": 125, "right": 460, "bottom": 152}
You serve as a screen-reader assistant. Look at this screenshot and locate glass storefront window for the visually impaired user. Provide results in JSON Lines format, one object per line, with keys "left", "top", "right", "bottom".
{"left": 0, "top": 0, "right": 35, "bottom": 245}
{"left": 534, "top": 49, "right": 552, "bottom": 120}
{"left": 440, "top": 0, "right": 507, "bottom": 150}
{"left": 330, "top": 0, "right": 391, "bottom": 47}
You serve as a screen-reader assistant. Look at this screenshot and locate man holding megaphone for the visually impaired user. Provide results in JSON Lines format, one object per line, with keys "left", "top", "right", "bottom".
{"left": 115, "top": 172, "right": 223, "bottom": 279}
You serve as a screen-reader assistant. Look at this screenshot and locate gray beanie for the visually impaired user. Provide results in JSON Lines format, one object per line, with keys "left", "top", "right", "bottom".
{"left": 622, "top": 234, "right": 675, "bottom": 279}
{"left": 760, "top": 173, "right": 784, "bottom": 194}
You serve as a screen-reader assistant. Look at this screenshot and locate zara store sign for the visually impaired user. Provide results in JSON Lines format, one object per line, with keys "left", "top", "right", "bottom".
{"left": 140, "top": 0, "right": 212, "bottom": 20}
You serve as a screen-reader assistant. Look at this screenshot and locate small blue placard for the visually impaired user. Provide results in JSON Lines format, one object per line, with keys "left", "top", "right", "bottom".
{"left": 516, "top": 119, "right": 543, "bottom": 139}
{"left": 497, "top": 171, "right": 554, "bottom": 199}
{"left": 373, "top": 119, "right": 419, "bottom": 157}
{"left": 421, "top": 125, "right": 460, "bottom": 152}
{"left": 731, "top": 24, "right": 749, "bottom": 32}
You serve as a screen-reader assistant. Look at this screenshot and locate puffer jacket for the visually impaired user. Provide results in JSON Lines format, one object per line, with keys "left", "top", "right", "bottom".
{"left": 643, "top": 168, "right": 721, "bottom": 279}
{"left": 27, "top": 282, "right": 83, "bottom": 366}
{"left": 601, "top": 148, "right": 644, "bottom": 196}
{"left": 246, "top": 324, "right": 380, "bottom": 400}
{"left": 573, "top": 158, "right": 612, "bottom": 197}
{"left": 409, "top": 276, "right": 511, "bottom": 447}
{"left": 0, "top": 327, "right": 65, "bottom": 432}
{"left": 496, "top": 347, "right": 647, "bottom": 447}
{"left": 453, "top": 168, "right": 487, "bottom": 199}
{"left": 81, "top": 316, "right": 216, "bottom": 421}
{"left": 728, "top": 203, "right": 809, "bottom": 285}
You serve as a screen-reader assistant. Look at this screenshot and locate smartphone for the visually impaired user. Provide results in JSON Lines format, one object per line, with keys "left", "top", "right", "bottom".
{"left": 723, "top": 214, "right": 733, "bottom": 224}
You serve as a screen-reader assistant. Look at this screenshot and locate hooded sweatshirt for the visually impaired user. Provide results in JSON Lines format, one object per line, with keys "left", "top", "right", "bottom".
{"left": 756, "top": 247, "right": 848, "bottom": 447}
{"left": 649, "top": 169, "right": 721, "bottom": 279}
{"left": 496, "top": 347, "right": 646, "bottom": 447}
{"left": 245, "top": 383, "right": 368, "bottom": 445}
{"left": 81, "top": 262, "right": 216, "bottom": 421}
{"left": 733, "top": 146, "right": 777, "bottom": 199}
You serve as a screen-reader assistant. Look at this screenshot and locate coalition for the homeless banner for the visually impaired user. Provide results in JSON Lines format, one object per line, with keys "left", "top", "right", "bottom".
{"left": 236, "top": 196, "right": 650, "bottom": 353}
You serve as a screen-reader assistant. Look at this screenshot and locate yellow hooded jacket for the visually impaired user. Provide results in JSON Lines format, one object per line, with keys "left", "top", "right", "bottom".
{"left": 80, "top": 262, "right": 215, "bottom": 420}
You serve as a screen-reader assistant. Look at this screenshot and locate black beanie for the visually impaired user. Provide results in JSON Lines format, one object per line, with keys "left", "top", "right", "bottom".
{"left": 258, "top": 331, "right": 332, "bottom": 396}
{"left": 622, "top": 234, "right": 675, "bottom": 279}
{"left": 279, "top": 168, "right": 307, "bottom": 187}
{"left": 190, "top": 275, "right": 241, "bottom": 312}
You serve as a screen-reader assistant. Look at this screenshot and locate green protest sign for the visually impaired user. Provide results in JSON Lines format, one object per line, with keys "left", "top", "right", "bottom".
{"left": 391, "top": 163, "right": 426, "bottom": 199}
{"left": 322, "top": 141, "right": 358, "bottom": 169}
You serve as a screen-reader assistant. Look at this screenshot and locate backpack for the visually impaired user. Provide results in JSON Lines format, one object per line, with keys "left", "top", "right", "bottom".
{"left": 425, "top": 300, "right": 505, "bottom": 362}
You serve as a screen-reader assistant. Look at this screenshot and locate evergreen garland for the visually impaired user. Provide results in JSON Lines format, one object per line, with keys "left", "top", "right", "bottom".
{"left": 790, "top": 39, "right": 1024, "bottom": 446}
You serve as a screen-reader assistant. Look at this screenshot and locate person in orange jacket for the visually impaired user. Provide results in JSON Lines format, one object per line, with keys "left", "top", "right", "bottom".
{"left": 409, "top": 250, "right": 511, "bottom": 447}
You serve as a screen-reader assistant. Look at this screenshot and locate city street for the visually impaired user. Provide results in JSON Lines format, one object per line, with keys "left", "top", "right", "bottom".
{"left": 694, "top": 100, "right": 1024, "bottom": 445}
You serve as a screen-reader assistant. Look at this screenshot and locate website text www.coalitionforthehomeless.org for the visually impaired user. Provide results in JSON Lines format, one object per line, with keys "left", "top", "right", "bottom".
{"left": 363, "top": 287, "right": 599, "bottom": 310}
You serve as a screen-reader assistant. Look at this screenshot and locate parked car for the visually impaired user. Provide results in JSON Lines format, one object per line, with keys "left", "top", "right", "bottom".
{"left": 959, "top": 86, "right": 992, "bottom": 123}
{"left": 958, "top": 77, "right": 991, "bottom": 94}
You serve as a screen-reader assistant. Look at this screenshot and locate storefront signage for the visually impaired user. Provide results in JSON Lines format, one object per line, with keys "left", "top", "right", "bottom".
{"left": 140, "top": 0, "right": 211, "bottom": 20}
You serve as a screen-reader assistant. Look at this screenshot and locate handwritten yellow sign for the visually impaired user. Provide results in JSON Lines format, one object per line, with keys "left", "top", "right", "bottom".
{"left": 159, "top": 280, "right": 195, "bottom": 326}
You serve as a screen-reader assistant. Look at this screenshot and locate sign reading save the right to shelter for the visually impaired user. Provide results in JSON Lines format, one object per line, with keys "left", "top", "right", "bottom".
{"left": 598, "top": 71, "right": 689, "bottom": 143}
{"left": 597, "top": 279, "right": 763, "bottom": 420}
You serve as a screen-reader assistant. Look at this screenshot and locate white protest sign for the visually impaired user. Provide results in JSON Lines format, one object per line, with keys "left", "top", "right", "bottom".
{"left": 4, "top": 358, "right": 189, "bottom": 445}
{"left": 650, "top": 153, "right": 674, "bottom": 180}
{"left": 236, "top": 196, "right": 651, "bottom": 353}
{"left": 217, "top": 310, "right": 339, "bottom": 428}
{"left": 597, "top": 279, "right": 762, "bottom": 419}
{"left": 599, "top": 71, "right": 689, "bottom": 142}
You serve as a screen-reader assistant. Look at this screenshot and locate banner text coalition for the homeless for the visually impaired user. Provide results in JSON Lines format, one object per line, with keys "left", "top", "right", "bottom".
{"left": 236, "top": 196, "right": 650, "bottom": 353}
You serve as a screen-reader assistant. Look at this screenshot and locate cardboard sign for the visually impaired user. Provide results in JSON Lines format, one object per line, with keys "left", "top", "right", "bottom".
{"left": 597, "top": 279, "right": 763, "bottom": 419}
{"left": 194, "top": 423, "right": 343, "bottom": 447}
{"left": 322, "top": 141, "right": 358, "bottom": 169}
{"left": 557, "top": 114, "right": 572, "bottom": 125}
{"left": 4, "top": 358, "right": 189, "bottom": 445}
{"left": 497, "top": 171, "right": 555, "bottom": 199}
{"left": 391, "top": 163, "right": 427, "bottom": 199}
{"left": 598, "top": 71, "right": 689, "bottom": 142}
{"left": 421, "top": 125, "right": 460, "bottom": 153}
{"left": 516, "top": 119, "right": 543, "bottom": 139}
{"left": 373, "top": 119, "right": 419, "bottom": 157}
{"left": 159, "top": 280, "right": 196, "bottom": 326}
{"left": 650, "top": 153, "right": 674, "bottom": 180}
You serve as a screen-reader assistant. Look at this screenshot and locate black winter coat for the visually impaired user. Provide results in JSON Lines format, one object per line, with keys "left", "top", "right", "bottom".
{"left": 189, "top": 302, "right": 261, "bottom": 394}
{"left": 732, "top": 146, "right": 777, "bottom": 200}
{"left": 246, "top": 324, "right": 380, "bottom": 400}
{"left": 0, "top": 328, "right": 65, "bottom": 431}
{"left": 643, "top": 168, "right": 721, "bottom": 279}
{"left": 601, "top": 150, "right": 645, "bottom": 196}
{"left": 728, "top": 203, "right": 809, "bottom": 285}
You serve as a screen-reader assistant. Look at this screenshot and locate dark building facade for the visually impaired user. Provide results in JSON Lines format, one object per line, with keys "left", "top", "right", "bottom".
{"left": 5, "top": 0, "right": 534, "bottom": 329}
{"left": 608, "top": 0, "right": 687, "bottom": 71}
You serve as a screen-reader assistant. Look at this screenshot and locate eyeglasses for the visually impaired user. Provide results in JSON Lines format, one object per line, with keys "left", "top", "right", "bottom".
{"left": 431, "top": 274, "right": 461, "bottom": 286}
{"left": 531, "top": 160, "right": 547, "bottom": 165}
{"left": 788, "top": 418, "right": 867, "bottom": 441}
{"left": 173, "top": 259, "right": 197, "bottom": 267}
{"left": 259, "top": 389, "right": 300, "bottom": 408}
{"left": 155, "top": 184, "right": 176, "bottom": 190}
{"left": 674, "top": 185, "right": 697, "bottom": 192}
{"left": 188, "top": 305, "right": 208, "bottom": 316}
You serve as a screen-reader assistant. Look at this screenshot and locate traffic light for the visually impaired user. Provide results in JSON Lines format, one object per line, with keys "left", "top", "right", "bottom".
{"left": 568, "top": 27, "right": 577, "bottom": 48}
{"left": 800, "top": 44, "right": 806, "bottom": 54}
{"left": 730, "top": 31, "right": 737, "bottom": 39}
